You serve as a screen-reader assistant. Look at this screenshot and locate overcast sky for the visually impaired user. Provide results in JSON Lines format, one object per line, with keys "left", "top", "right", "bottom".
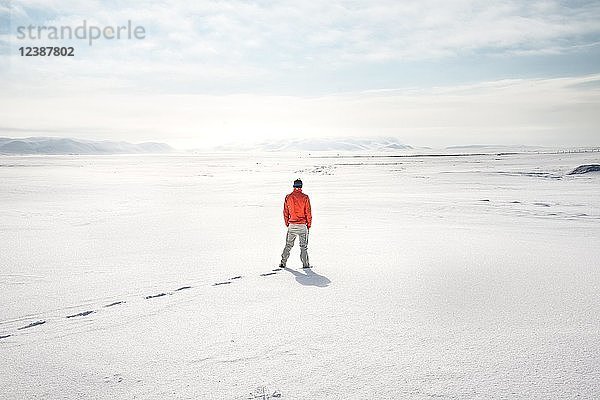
{"left": 1, "top": 0, "right": 599, "bottom": 148}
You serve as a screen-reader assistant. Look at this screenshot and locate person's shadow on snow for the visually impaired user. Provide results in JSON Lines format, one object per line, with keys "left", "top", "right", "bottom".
{"left": 282, "top": 267, "right": 331, "bottom": 287}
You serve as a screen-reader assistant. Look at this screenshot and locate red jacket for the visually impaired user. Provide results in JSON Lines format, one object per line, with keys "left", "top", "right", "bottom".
{"left": 283, "top": 188, "right": 312, "bottom": 228}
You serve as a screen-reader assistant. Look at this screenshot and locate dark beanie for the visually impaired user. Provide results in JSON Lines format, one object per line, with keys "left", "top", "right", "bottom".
{"left": 293, "top": 179, "right": 303, "bottom": 188}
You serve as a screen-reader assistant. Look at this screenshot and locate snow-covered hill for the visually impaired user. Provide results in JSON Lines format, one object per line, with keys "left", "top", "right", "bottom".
{"left": 0, "top": 137, "right": 173, "bottom": 155}
{"left": 214, "top": 136, "right": 413, "bottom": 152}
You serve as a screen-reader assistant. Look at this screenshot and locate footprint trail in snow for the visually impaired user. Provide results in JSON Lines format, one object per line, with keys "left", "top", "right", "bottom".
{"left": 1, "top": 266, "right": 299, "bottom": 340}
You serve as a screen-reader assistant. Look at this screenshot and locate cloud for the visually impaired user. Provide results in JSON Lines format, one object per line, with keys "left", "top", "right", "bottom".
{"left": 2, "top": 0, "right": 600, "bottom": 95}
{"left": 1, "top": 1, "right": 598, "bottom": 147}
{"left": 1, "top": 75, "right": 598, "bottom": 148}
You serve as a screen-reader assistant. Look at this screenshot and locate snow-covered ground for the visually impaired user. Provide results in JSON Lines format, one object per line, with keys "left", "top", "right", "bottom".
{"left": 1, "top": 151, "right": 599, "bottom": 399}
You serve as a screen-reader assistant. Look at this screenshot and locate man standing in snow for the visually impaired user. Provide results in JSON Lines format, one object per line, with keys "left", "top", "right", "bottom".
{"left": 280, "top": 179, "right": 312, "bottom": 269}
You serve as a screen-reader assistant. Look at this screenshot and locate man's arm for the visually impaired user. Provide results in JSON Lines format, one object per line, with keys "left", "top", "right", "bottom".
{"left": 305, "top": 196, "right": 312, "bottom": 229}
{"left": 283, "top": 195, "right": 290, "bottom": 226}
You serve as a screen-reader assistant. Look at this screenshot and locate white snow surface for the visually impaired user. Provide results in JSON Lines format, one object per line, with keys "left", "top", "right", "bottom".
{"left": 0, "top": 152, "right": 599, "bottom": 399}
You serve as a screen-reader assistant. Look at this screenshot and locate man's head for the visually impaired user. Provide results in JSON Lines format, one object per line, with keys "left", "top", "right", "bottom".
{"left": 293, "top": 179, "right": 303, "bottom": 188}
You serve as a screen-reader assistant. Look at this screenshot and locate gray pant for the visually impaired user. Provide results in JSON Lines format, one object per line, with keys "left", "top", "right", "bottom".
{"left": 281, "top": 223, "right": 309, "bottom": 268}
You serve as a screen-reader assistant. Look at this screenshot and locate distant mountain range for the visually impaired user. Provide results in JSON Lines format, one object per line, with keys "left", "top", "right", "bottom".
{"left": 214, "top": 137, "right": 413, "bottom": 152}
{"left": 0, "top": 136, "right": 566, "bottom": 155}
{"left": 445, "top": 144, "right": 545, "bottom": 151}
{"left": 0, "top": 137, "right": 173, "bottom": 155}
